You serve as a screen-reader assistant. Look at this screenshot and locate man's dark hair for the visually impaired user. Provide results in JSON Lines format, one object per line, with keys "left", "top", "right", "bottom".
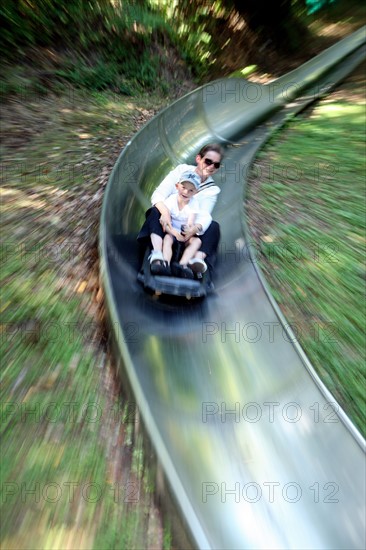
{"left": 198, "top": 143, "right": 224, "bottom": 159}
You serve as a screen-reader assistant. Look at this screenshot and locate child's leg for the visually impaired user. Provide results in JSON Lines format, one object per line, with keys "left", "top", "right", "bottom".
{"left": 150, "top": 233, "right": 169, "bottom": 275}
{"left": 151, "top": 232, "right": 163, "bottom": 252}
{"left": 162, "top": 234, "right": 174, "bottom": 264}
{"left": 180, "top": 237, "right": 202, "bottom": 265}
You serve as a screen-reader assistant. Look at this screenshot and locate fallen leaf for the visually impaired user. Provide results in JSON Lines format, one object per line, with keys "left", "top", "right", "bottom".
{"left": 76, "top": 281, "right": 87, "bottom": 293}
{"left": 261, "top": 235, "right": 274, "bottom": 243}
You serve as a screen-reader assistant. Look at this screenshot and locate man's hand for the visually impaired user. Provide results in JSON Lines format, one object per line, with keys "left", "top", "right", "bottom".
{"left": 154, "top": 201, "right": 171, "bottom": 231}
{"left": 181, "top": 224, "right": 201, "bottom": 240}
{"left": 167, "top": 227, "right": 185, "bottom": 242}
{"left": 159, "top": 213, "right": 172, "bottom": 232}
{"left": 175, "top": 232, "right": 185, "bottom": 242}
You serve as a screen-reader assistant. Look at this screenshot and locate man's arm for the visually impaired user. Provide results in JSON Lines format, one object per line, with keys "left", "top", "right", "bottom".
{"left": 196, "top": 186, "right": 221, "bottom": 214}
{"left": 154, "top": 201, "right": 171, "bottom": 227}
{"left": 182, "top": 199, "right": 212, "bottom": 238}
{"left": 195, "top": 211, "right": 212, "bottom": 234}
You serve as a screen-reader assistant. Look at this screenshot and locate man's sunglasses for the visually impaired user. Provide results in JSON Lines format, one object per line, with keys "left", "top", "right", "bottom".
{"left": 204, "top": 158, "right": 221, "bottom": 169}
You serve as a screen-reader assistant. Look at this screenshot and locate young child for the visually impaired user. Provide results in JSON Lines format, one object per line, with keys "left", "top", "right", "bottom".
{"left": 160, "top": 171, "right": 211, "bottom": 279}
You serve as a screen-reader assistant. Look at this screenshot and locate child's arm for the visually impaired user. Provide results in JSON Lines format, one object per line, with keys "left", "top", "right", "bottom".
{"left": 181, "top": 203, "right": 205, "bottom": 238}
{"left": 182, "top": 216, "right": 203, "bottom": 239}
{"left": 188, "top": 213, "right": 203, "bottom": 235}
{"left": 187, "top": 212, "right": 196, "bottom": 227}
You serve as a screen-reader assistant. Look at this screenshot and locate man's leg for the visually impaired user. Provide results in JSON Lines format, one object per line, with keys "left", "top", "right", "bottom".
{"left": 192, "top": 221, "right": 220, "bottom": 278}
{"left": 137, "top": 207, "right": 165, "bottom": 246}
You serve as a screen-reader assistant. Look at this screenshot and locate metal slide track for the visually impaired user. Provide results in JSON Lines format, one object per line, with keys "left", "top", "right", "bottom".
{"left": 100, "top": 28, "right": 366, "bottom": 550}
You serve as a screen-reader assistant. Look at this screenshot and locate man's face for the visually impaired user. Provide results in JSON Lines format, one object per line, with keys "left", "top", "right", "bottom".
{"left": 196, "top": 151, "right": 221, "bottom": 178}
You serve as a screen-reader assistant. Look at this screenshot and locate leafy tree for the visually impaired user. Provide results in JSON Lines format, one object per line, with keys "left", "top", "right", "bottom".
{"left": 175, "top": 0, "right": 310, "bottom": 55}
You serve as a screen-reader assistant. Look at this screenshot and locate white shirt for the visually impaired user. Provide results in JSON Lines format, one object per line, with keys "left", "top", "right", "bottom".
{"left": 151, "top": 164, "right": 220, "bottom": 232}
{"left": 164, "top": 194, "right": 205, "bottom": 231}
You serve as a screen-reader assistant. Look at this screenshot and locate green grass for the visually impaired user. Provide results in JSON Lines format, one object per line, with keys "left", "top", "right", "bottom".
{"left": 246, "top": 68, "right": 366, "bottom": 436}
{"left": 1, "top": 89, "right": 169, "bottom": 549}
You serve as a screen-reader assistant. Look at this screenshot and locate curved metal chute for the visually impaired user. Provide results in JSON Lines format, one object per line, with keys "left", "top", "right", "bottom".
{"left": 100, "top": 28, "right": 366, "bottom": 550}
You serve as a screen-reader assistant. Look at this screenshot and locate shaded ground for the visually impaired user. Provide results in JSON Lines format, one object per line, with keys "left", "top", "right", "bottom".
{"left": 1, "top": 91, "right": 169, "bottom": 549}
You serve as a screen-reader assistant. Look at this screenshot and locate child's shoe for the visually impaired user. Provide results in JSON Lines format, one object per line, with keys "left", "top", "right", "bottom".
{"left": 149, "top": 251, "right": 171, "bottom": 275}
{"left": 188, "top": 257, "right": 207, "bottom": 274}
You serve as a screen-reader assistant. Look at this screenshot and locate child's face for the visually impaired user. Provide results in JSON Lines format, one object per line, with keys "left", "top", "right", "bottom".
{"left": 176, "top": 181, "right": 197, "bottom": 200}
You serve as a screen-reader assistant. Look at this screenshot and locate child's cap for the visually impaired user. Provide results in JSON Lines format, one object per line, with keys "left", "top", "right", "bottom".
{"left": 178, "top": 171, "right": 201, "bottom": 190}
